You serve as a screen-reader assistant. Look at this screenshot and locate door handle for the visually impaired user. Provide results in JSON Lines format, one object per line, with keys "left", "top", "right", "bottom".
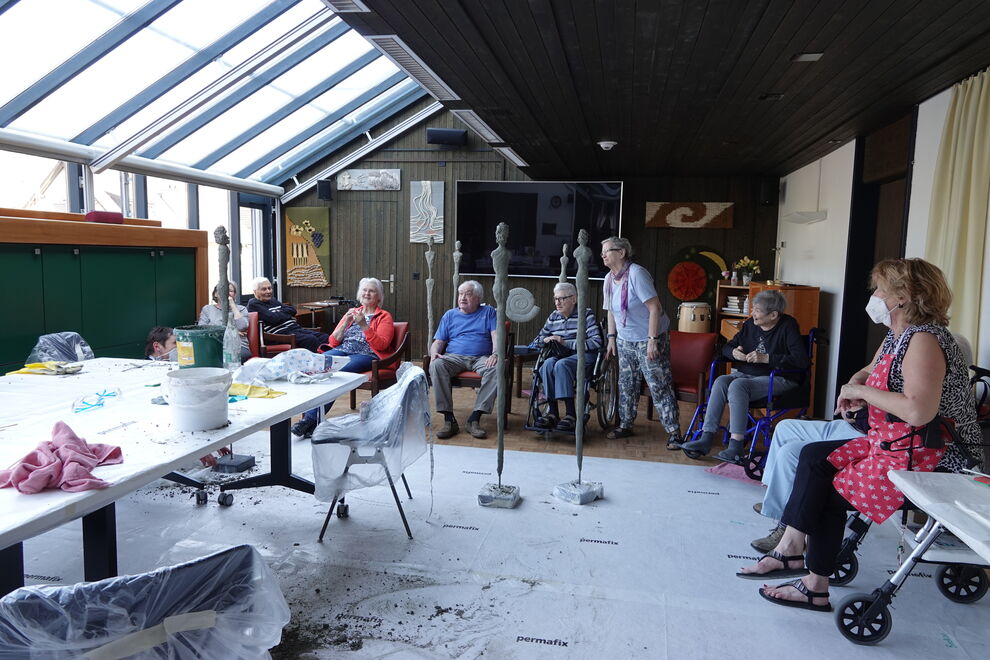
{"left": 379, "top": 273, "right": 395, "bottom": 294}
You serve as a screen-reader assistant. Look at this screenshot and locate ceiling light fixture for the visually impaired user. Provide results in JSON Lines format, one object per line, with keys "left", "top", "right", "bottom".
{"left": 791, "top": 52, "right": 824, "bottom": 62}
{"left": 597, "top": 140, "right": 617, "bottom": 151}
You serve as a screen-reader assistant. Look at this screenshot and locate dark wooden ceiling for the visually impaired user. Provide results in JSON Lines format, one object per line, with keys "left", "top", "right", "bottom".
{"left": 338, "top": 0, "right": 990, "bottom": 179}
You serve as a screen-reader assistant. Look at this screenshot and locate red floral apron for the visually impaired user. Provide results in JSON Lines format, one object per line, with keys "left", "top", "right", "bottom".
{"left": 826, "top": 351, "right": 946, "bottom": 523}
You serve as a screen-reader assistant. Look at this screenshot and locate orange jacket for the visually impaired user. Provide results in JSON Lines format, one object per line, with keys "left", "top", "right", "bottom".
{"left": 321, "top": 308, "right": 394, "bottom": 359}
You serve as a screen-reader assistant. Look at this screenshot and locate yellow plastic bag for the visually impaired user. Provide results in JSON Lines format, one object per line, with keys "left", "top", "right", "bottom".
{"left": 6, "top": 361, "right": 84, "bottom": 376}
{"left": 228, "top": 383, "right": 286, "bottom": 399}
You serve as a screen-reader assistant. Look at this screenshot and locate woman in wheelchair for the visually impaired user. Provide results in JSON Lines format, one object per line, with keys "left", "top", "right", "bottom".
{"left": 527, "top": 282, "right": 602, "bottom": 432}
{"left": 679, "top": 290, "right": 807, "bottom": 461}
{"left": 736, "top": 258, "right": 982, "bottom": 613}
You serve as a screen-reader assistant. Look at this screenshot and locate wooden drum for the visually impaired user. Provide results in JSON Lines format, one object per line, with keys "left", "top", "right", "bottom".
{"left": 677, "top": 302, "right": 711, "bottom": 333}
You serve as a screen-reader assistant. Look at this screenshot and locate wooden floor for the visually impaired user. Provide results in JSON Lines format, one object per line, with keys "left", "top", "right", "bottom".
{"left": 337, "top": 385, "right": 712, "bottom": 468}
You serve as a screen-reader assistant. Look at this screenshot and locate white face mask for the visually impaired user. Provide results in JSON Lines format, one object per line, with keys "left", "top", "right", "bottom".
{"left": 865, "top": 295, "right": 892, "bottom": 327}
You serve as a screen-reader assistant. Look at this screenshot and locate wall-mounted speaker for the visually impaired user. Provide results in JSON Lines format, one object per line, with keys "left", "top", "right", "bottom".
{"left": 317, "top": 179, "right": 333, "bottom": 201}
{"left": 426, "top": 128, "right": 467, "bottom": 146}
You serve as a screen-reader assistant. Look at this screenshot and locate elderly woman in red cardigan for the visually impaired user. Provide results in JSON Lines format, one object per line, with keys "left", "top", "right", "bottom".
{"left": 290, "top": 277, "right": 394, "bottom": 438}
{"left": 736, "top": 258, "right": 981, "bottom": 612}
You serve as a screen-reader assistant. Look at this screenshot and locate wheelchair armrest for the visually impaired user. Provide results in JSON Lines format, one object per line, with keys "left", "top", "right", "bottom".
{"left": 969, "top": 365, "right": 990, "bottom": 380}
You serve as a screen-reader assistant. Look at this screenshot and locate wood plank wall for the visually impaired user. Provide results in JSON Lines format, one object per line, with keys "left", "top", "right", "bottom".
{"left": 283, "top": 100, "right": 778, "bottom": 356}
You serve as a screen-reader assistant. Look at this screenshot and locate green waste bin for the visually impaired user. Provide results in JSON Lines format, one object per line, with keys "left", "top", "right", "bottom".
{"left": 174, "top": 325, "right": 224, "bottom": 369}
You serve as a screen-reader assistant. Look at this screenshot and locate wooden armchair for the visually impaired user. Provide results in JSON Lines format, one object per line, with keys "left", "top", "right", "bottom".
{"left": 422, "top": 321, "right": 514, "bottom": 415}
{"left": 348, "top": 321, "right": 412, "bottom": 409}
{"left": 247, "top": 311, "right": 295, "bottom": 358}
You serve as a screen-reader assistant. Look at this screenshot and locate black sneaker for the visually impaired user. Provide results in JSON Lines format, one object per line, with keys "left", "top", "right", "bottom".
{"left": 291, "top": 417, "right": 318, "bottom": 438}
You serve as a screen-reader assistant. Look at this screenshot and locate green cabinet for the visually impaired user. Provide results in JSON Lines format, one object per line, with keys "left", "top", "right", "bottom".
{"left": 0, "top": 244, "right": 197, "bottom": 368}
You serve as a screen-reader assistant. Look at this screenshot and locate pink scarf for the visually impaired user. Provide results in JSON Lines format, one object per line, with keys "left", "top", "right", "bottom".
{"left": 0, "top": 421, "right": 123, "bottom": 494}
{"left": 604, "top": 262, "right": 632, "bottom": 327}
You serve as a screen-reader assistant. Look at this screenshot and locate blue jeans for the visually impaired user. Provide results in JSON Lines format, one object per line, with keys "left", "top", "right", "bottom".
{"left": 539, "top": 351, "right": 597, "bottom": 401}
{"left": 759, "top": 418, "right": 865, "bottom": 520}
{"left": 702, "top": 372, "right": 796, "bottom": 435}
{"left": 302, "top": 350, "right": 375, "bottom": 423}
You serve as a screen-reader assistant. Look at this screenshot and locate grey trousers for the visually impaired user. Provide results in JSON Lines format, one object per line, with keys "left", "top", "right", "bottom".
{"left": 701, "top": 372, "right": 796, "bottom": 435}
{"left": 429, "top": 353, "right": 497, "bottom": 415}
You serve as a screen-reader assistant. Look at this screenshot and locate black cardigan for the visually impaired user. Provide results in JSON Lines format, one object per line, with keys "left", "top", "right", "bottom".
{"left": 722, "top": 314, "right": 809, "bottom": 378}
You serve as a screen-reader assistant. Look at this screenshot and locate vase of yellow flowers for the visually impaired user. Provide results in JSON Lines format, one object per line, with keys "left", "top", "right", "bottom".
{"left": 734, "top": 256, "right": 761, "bottom": 285}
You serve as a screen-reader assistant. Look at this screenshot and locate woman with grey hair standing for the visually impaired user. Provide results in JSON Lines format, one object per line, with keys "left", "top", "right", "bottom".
{"left": 601, "top": 237, "right": 682, "bottom": 444}
{"left": 680, "top": 289, "right": 808, "bottom": 461}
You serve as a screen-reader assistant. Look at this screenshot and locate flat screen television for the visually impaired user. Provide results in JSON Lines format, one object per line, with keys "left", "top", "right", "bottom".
{"left": 455, "top": 180, "right": 622, "bottom": 278}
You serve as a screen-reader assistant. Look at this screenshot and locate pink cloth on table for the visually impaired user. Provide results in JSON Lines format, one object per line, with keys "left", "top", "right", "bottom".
{"left": 0, "top": 421, "right": 123, "bottom": 494}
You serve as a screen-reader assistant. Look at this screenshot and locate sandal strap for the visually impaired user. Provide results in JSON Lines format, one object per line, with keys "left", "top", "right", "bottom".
{"left": 785, "top": 578, "right": 829, "bottom": 601}
{"left": 765, "top": 550, "right": 804, "bottom": 566}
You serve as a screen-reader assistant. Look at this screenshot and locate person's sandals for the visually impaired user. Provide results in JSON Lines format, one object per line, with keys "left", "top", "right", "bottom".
{"left": 535, "top": 413, "right": 559, "bottom": 430}
{"left": 555, "top": 414, "right": 577, "bottom": 432}
{"left": 735, "top": 550, "right": 808, "bottom": 580}
{"left": 758, "top": 578, "right": 832, "bottom": 612}
{"left": 606, "top": 426, "right": 633, "bottom": 439}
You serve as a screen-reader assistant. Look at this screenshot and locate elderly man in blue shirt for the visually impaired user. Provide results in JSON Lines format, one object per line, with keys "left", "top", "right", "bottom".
{"left": 528, "top": 282, "right": 602, "bottom": 432}
{"left": 429, "top": 280, "right": 499, "bottom": 439}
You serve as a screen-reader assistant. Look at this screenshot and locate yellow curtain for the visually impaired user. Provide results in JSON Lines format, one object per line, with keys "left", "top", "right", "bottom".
{"left": 926, "top": 68, "right": 990, "bottom": 358}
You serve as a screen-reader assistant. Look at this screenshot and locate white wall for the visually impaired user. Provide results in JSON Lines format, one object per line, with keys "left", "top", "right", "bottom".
{"left": 777, "top": 142, "right": 856, "bottom": 409}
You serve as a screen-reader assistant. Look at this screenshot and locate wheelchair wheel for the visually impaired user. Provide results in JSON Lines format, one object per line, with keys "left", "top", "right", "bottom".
{"left": 835, "top": 592, "right": 893, "bottom": 645}
{"left": 742, "top": 450, "right": 765, "bottom": 481}
{"left": 935, "top": 564, "right": 989, "bottom": 603}
{"left": 595, "top": 356, "right": 619, "bottom": 429}
{"left": 829, "top": 553, "right": 859, "bottom": 586}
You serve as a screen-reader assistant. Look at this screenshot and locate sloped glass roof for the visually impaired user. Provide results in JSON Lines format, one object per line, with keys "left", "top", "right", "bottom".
{"left": 0, "top": 0, "right": 426, "bottom": 191}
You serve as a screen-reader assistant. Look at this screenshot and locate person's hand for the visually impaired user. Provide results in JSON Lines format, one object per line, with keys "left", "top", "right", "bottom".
{"left": 835, "top": 383, "right": 867, "bottom": 416}
{"left": 605, "top": 337, "right": 616, "bottom": 360}
{"left": 746, "top": 351, "right": 768, "bottom": 364}
{"left": 484, "top": 354, "right": 498, "bottom": 368}
{"left": 351, "top": 307, "right": 368, "bottom": 329}
{"left": 647, "top": 339, "right": 658, "bottom": 361}
{"left": 731, "top": 347, "right": 746, "bottom": 361}
{"left": 545, "top": 335, "right": 564, "bottom": 344}
{"left": 430, "top": 351, "right": 443, "bottom": 362}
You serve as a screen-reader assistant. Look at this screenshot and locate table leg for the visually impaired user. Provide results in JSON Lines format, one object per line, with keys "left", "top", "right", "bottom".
{"left": 0, "top": 543, "right": 24, "bottom": 596}
{"left": 82, "top": 503, "right": 117, "bottom": 582}
{"left": 220, "top": 419, "right": 315, "bottom": 494}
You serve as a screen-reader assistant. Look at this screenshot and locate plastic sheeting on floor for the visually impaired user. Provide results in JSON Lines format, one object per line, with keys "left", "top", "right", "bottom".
{"left": 18, "top": 433, "right": 990, "bottom": 658}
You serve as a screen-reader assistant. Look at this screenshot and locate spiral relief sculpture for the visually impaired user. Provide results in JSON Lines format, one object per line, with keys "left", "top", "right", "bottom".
{"left": 505, "top": 287, "right": 540, "bottom": 323}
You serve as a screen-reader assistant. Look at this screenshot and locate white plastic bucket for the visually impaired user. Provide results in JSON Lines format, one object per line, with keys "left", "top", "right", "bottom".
{"left": 677, "top": 302, "right": 711, "bottom": 333}
{"left": 164, "top": 367, "right": 233, "bottom": 432}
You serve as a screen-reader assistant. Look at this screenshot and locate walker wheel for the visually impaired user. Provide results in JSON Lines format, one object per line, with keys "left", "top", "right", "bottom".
{"left": 829, "top": 553, "right": 859, "bottom": 586}
{"left": 835, "top": 592, "right": 892, "bottom": 645}
{"left": 743, "top": 451, "right": 766, "bottom": 481}
{"left": 336, "top": 502, "right": 349, "bottom": 518}
{"left": 935, "top": 564, "right": 988, "bottom": 603}
{"left": 218, "top": 492, "right": 234, "bottom": 507}
{"left": 194, "top": 490, "right": 208, "bottom": 506}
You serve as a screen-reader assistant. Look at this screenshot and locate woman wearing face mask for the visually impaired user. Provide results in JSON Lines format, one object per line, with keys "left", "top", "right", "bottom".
{"left": 736, "top": 258, "right": 983, "bottom": 613}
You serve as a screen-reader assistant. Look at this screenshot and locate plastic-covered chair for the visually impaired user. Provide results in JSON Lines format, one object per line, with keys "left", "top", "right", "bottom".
{"left": 26, "top": 332, "right": 94, "bottom": 363}
{"left": 310, "top": 364, "right": 430, "bottom": 541}
{"left": 0, "top": 544, "right": 289, "bottom": 659}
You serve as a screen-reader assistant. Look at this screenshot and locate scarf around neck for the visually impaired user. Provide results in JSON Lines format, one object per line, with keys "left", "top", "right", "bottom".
{"left": 605, "top": 261, "right": 632, "bottom": 327}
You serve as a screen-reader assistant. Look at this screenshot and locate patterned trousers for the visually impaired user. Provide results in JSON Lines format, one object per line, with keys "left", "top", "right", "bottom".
{"left": 617, "top": 336, "right": 679, "bottom": 434}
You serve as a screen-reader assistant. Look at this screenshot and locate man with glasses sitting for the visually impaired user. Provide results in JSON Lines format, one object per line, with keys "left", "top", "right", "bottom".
{"left": 527, "top": 282, "right": 603, "bottom": 432}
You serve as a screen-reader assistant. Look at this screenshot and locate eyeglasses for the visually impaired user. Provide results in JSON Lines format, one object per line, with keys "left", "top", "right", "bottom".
{"left": 72, "top": 388, "right": 122, "bottom": 413}
{"left": 553, "top": 295, "right": 575, "bottom": 303}
{"left": 600, "top": 248, "right": 621, "bottom": 256}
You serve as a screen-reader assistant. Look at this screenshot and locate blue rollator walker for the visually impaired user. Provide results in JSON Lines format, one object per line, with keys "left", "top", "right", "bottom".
{"left": 683, "top": 330, "right": 821, "bottom": 480}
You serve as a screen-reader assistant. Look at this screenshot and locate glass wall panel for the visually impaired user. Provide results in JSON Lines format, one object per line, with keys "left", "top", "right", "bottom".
{"left": 240, "top": 206, "right": 261, "bottom": 290}
{"left": 199, "top": 185, "right": 230, "bottom": 289}
{"left": 0, "top": 152, "right": 68, "bottom": 212}
{"left": 146, "top": 176, "right": 188, "bottom": 228}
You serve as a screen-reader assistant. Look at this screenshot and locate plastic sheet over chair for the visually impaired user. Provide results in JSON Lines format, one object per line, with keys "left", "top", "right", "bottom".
{"left": 0, "top": 544, "right": 289, "bottom": 659}
{"left": 26, "top": 332, "right": 95, "bottom": 364}
{"left": 311, "top": 365, "right": 430, "bottom": 502}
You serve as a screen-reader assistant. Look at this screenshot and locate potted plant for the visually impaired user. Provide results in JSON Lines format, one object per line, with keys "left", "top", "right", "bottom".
{"left": 733, "top": 256, "right": 761, "bottom": 285}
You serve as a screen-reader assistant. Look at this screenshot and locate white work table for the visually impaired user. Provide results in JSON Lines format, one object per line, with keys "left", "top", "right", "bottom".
{"left": 888, "top": 470, "right": 990, "bottom": 564}
{"left": 0, "top": 358, "right": 364, "bottom": 594}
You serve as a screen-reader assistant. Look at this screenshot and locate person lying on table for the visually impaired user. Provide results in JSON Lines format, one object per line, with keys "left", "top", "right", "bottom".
{"left": 736, "top": 257, "right": 982, "bottom": 613}
{"left": 247, "top": 277, "right": 328, "bottom": 352}
{"left": 429, "top": 280, "right": 499, "bottom": 440}
{"left": 527, "top": 282, "right": 602, "bottom": 432}
{"left": 199, "top": 281, "right": 251, "bottom": 362}
{"left": 291, "top": 278, "right": 394, "bottom": 438}
{"left": 679, "top": 289, "right": 807, "bottom": 461}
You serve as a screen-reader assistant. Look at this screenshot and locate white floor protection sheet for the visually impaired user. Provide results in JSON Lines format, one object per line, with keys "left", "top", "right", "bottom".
{"left": 17, "top": 434, "right": 990, "bottom": 659}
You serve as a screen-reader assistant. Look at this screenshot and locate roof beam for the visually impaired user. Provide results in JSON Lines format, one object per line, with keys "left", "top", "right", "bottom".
{"left": 0, "top": 0, "right": 183, "bottom": 125}
{"left": 73, "top": 0, "right": 302, "bottom": 145}
{"left": 89, "top": 7, "right": 335, "bottom": 174}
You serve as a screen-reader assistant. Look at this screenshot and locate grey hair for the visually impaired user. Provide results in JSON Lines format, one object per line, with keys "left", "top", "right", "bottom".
{"left": 250, "top": 276, "right": 271, "bottom": 292}
{"left": 460, "top": 279, "right": 484, "bottom": 298}
{"left": 602, "top": 236, "right": 633, "bottom": 260}
{"left": 753, "top": 290, "right": 787, "bottom": 315}
{"left": 357, "top": 277, "right": 385, "bottom": 304}
{"left": 553, "top": 282, "right": 576, "bottom": 297}
{"left": 212, "top": 280, "right": 239, "bottom": 302}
